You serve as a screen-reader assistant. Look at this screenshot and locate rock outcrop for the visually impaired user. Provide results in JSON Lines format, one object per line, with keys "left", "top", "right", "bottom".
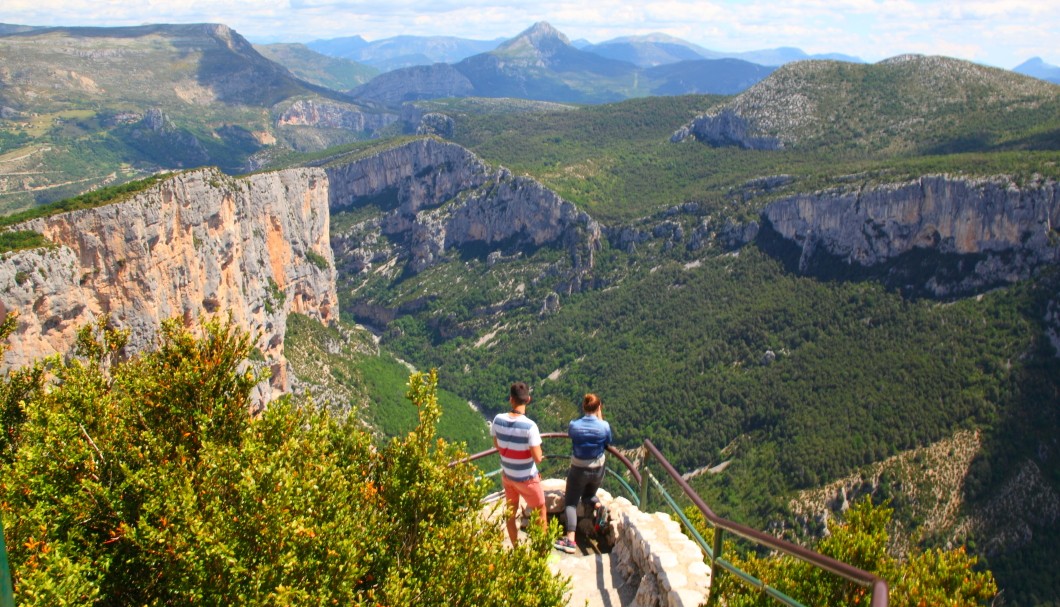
{"left": 671, "top": 108, "right": 783, "bottom": 150}
{"left": 758, "top": 175, "right": 1060, "bottom": 297}
{"left": 326, "top": 138, "right": 492, "bottom": 216}
{"left": 327, "top": 139, "right": 600, "bottom": 276}
{"left": 0, "top": 167, "right": 337, "bottom": 398}
{"left": 277, "top": 99, "right": 398, "bottom": 133}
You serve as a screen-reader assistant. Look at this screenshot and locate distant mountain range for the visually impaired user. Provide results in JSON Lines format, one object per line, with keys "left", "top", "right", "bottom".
{"left": 253, "top": 43, "right": 379, "bottom": 91}
{"left": 307, "top": 35, "right": 505, "bottom": 71}
{"left": 1014, "top": 57, "right": 1060, "bottom": 84}
{"left": 582, "top": 33, "right": 861, "bottom": 67}
{"left": 2, "top": 18, "right": 1056, "bottom": 212}
{"left": 0, "top": 23, "right": 398, "bottom": 211}
{"left": 309, "top": 27, "right": 861, "bottom": 72}
{"left": 347, "top": 22, "right": 778, "bottom": 106}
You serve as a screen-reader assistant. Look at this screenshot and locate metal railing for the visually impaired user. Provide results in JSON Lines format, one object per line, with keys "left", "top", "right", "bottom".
{"left": 453, "top": 433, "right": 889, "bottom": 607}
{"left": 0, "top": 517, "right": 13, "bottom": 607}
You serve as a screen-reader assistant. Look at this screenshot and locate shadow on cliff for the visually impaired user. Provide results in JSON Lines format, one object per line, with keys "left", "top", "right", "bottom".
{"left": 753, "top": 219, "right": 1023, "bottom": 301}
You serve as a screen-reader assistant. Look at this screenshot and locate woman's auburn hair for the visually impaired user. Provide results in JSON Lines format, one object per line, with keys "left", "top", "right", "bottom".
{"left": 583, "top": 393, "right": 602, "bottom": 412}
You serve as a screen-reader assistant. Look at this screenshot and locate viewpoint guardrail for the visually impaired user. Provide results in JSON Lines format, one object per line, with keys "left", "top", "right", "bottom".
{"left": 454, "top": 433, "right": 889, "bottom": 607}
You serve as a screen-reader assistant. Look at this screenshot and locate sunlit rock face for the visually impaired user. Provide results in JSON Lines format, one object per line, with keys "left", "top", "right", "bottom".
{"left": 0, "top": 167, "right": 337, "bottom": 398}
{"left": 759, "top": 175, "right": 1060, "bottom": 298}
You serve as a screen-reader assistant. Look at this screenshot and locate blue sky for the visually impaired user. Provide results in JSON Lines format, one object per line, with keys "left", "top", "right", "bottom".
{"left": 2, "top": 0, "right": 1057, "bottom": 69}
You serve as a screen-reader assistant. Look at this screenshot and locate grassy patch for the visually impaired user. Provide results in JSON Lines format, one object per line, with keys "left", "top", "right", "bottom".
{"left": 305, "top": 250, "right": 330, "bottom": 270}
{"left": 0, "top": 172, "right": 173, "bottom": 228}
{"left": 0, "top": 230, "right": 51, "bottom": 253}
{"left": 283, "top": 313, "right": 491, "bottom": 452}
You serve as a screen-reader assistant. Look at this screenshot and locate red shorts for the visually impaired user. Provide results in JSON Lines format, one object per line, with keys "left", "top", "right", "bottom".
{"left": 502, "top": 474, "right": 545, "bottom": 512}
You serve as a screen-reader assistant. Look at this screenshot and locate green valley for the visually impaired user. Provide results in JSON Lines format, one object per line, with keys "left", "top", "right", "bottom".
{"left": 328, "top": 60, "right": 1060, "bottom": 604}
{"left": 2, "top": 21, "right": 1060, "bottom": 604}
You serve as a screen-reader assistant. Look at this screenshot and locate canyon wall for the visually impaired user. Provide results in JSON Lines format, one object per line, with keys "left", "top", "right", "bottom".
{"left": 758, "top": 175, "right": 1060, "bottom": 297}
{"left": 0, "top": 167, "right": 337, "bottom": 398}
{"left": 4, "top": 142, "right": 1057, "bottom": 405}
{"left": 326, "top": 139, "right": 600, "bottom": 276}
{"left": 0, "top": 139, "right": 602, "bottom": 396}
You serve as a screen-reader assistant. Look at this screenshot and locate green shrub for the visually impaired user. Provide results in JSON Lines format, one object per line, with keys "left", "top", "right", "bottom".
{"left": 0, "top": 317, "right": 566, "bottom": 606}
{"left": 305, "top": 249, "right": 330, "bottom": 270}
{"left": 0, "top": 231, "right": 50, "bottom": 254}
{"left": 0, "top": 173, "right": 172, "bottom": 228}
{"left": 690, "top": 498, "right": 997, "bottom": 607}
{"left": 263, "top": 277, "right": 285, "bottom": 314}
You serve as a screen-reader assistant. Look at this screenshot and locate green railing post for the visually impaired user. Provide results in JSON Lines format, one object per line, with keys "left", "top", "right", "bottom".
{"left": 706, "top": 527, "right": 725, "bottom": 605}
{"left": 0, "top": 517, "right": 14, "bottom": 607}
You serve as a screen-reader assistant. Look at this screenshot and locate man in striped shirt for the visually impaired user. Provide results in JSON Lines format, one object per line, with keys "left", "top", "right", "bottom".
{"left": 491, "top": 381, "right": 547, "bottom": 546}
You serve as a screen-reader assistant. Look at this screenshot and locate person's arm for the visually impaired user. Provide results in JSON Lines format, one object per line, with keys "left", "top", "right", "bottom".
{"left": 493, "top": 436, "right": 501, "bottom": 451}
{"left": 530, "top": 444, "right": 543, "bottom": 463}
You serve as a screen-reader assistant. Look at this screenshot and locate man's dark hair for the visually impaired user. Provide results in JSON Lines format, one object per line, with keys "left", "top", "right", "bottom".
{"left": 510, "top": 381, "right": 531, "bottom": 405}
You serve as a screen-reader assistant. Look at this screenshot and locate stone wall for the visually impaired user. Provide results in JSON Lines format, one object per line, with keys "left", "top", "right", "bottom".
{"left": 495, "top": 478, "right": 713, "bottom": 607}
{"left": 607, "top": 497, "right": 711, "bottom": 607}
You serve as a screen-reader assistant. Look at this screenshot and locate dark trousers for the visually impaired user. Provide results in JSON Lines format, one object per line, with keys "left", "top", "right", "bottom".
{"left": 563, "top": 465, "right": 604, "bottom": 533}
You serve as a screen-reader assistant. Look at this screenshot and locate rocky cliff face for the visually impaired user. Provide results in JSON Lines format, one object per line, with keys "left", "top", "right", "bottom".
{"left": 789, "top": 429, "right": 1060, "bottom": 558}
{"left": 277, "top": 99, "right": 398, "bottom": 133}
{"left": 0, "top": 138, "right": 599, "bottom": 399}
{"left": 758, "top": 175, "right": 1060, "bottom": 298}
{"left": 326, "top": 138, "right": 492, "bottom": 216}
{"left": 671, "top": 108, "right": 783, "bottom": 150}
{"left": 326, "top": 139, "right": 600, "bottom": 276}
{"left": 0, "top": 167, "right": 337, "bottom": 399}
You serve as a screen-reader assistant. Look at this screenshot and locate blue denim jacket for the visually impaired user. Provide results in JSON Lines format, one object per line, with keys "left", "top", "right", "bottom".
{"left": 568, "top": 415, "right": 612, "bottom": 461}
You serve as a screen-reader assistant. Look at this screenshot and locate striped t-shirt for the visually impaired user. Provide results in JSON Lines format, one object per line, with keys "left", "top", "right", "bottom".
{"left": 491, "top": 412, "right": 542, "bottom": 482}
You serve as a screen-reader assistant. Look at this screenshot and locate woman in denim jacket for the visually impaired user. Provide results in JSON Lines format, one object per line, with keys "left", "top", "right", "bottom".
{"left": 554, "top": 393, "right": 612, "bottom": 554}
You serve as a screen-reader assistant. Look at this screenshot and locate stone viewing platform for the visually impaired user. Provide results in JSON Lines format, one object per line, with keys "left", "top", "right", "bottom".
{"left": 484, "top": 478, "right": 712, "bottom": 607}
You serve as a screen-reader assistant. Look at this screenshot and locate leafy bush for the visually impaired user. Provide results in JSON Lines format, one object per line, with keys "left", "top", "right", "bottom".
{"left": 691, "top": 498, "right": 997, "bottom": 607}
{"left": 305, "top": 249, "right": 330, "bottom": 270}
{"left": 0, "top": 231, "right": 50, "bottom": 254}
{"left": 0, "top": 315, "right": 566, "bottom": 606}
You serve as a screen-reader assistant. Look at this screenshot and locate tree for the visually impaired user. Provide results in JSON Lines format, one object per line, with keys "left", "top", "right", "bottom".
{"left": 696, "top": 498, "right": 997, "bottom": 607}
{"left": 0, "top": 315, "right": 567, "bottom": 606}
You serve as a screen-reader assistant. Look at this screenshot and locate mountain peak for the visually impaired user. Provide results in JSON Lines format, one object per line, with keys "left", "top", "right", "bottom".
{"left": 497, "top": 21, "right": 572, "bottom": 54}
{"left": 1015, "top": 56, "right": 1045, "bottom": 69}
{"left": 1013, "top": 56, "right": 1060, "bottom": 84}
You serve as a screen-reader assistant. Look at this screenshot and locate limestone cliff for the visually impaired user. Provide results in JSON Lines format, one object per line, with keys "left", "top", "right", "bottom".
{"left": 671, "top": 108, "right": 783, "bottom": 150}
{"left": 326, "top": 139, "right": 600, "bottom": 276}
{"left": 326, "top": 138, "right": 492, "bottom": 217}
{"left": 758, "top": 175, "right": 1060, "bottom": 298}
{"left": 0, "top": 167, "right": 337, "bottom": 398}
{"left": 277, "top": 99, "right": 398, "bottom": 133}
{"left": 0, "top": 138, "right": 599, "bottom": 398}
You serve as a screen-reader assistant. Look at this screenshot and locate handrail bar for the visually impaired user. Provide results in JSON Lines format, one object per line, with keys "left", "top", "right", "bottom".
{"left": 449, "top": 432, "right": 642, "bottom": 486}
{"left": 452, "top": 432, "right": 887, "bottom": 607}
{"left": 639, "top": 439, "right": 889, "bottom": 607}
